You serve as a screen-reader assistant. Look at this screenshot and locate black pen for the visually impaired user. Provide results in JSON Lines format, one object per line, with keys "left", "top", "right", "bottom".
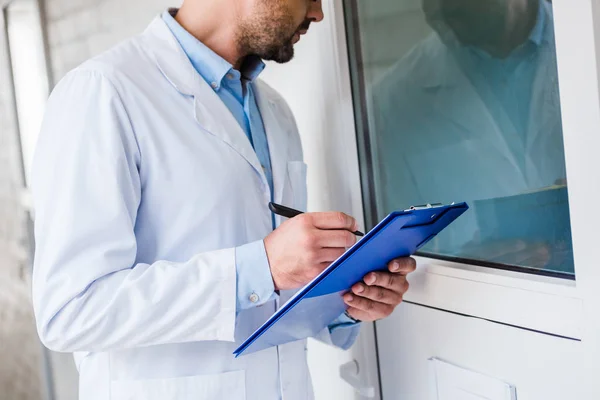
{"left": 269, "top": 202, "right": 365, "bottom": 237}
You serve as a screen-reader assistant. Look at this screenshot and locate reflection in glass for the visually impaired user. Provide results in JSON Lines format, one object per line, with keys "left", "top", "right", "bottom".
{"left": 351, "top": 0, "right": 573, "bottom": 276}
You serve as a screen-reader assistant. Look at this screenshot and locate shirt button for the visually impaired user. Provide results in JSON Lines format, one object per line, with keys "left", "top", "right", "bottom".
{"left": 226, "top": 73, "right": 234, "bottom": 80}
{"left": 211, "top": 82, "right": 219, "bottom": 90}
{"left": 249, "top": 292, "right": 259, "bottom": 303}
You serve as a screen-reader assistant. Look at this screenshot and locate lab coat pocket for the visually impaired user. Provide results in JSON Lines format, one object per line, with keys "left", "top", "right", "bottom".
{"left": 286, "top": 161, "right": 308, "bottom": 211}
{"left": 110, "top": 370, "right": 246, "bottom": 400}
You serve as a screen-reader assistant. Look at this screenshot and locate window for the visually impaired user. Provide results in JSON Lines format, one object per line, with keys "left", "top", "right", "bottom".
{"left": 344, "top": 0, "right": 573, "bottom": 278}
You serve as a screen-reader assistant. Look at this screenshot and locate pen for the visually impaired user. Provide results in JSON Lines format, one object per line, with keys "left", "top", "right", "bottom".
{"left": 269, "top": 202, "right": 365, "bottom": 237}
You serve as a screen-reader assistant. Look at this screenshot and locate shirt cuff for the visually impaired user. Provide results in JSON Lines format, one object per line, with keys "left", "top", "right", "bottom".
{"left": 329, "top": 312, "right": 361, "bottom": 331}
{"left": 328, "top": 313, "right": 361, "bottom": 350}
{"left": 235, "top": 240, "right": 277, "bottom": 312}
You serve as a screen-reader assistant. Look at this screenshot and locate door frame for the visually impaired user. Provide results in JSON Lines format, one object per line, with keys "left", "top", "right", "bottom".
{"left": 319, "top": 0, "right": 600, "bottom": 397}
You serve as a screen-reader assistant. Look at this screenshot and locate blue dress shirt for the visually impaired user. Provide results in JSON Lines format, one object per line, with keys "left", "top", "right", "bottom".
{"left": 162, "top": 11, "right": 358, "bottom": 335}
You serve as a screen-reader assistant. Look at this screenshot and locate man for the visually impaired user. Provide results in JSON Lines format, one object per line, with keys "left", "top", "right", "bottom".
{"left": 372, "top": 0, "right": 569, "bottom": 270}
{"left": 31, "top": 1, "right": 415, "bottom": 399}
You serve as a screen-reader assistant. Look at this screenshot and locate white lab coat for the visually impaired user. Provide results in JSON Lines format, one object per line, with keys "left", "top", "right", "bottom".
{"left": 32, "top": 16, "right": 354, "bottom": 400}
{"left": 372, "top": 1, "right": 565, "bottom": 250}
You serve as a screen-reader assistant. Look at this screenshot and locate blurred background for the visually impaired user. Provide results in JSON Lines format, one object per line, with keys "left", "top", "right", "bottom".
{"left": 0, "top": 1, "right": 189, "bottom": 399}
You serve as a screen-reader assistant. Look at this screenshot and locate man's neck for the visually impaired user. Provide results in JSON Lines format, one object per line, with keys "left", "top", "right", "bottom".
{"left": 175, "top": 1, "right": 246, "bottom": 69}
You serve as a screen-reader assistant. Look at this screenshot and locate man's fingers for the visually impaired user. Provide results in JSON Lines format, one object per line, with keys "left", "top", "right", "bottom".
{"left": 343, "top": 293, "right": 392, "bottom": 319}
{"left": 309, "top": 212, "right": 358, "bottom": 232}
{"left": 318, "top": 248, "right": 347, "bottom": 263}
{"left": 388, "top": 257, "right": 417, "bottom": 275}
{"left": 345, "top": 307, "right": 373, "bottom": 322}
{"left": 364, "top": 271, "right": 409, "bottom": 293}
{"left": 340, "top": 258, "right": 415, "bottom": 323}
{"left": 350, "top": 283, "right": 403, "bottom": 305}
{"left": 314, "top": 229, "right": 357, "bottom": 248}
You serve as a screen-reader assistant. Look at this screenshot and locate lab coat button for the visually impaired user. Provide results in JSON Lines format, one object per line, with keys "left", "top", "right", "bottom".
{"left": 249, "top": 292, "right": 259, "bottom": 303}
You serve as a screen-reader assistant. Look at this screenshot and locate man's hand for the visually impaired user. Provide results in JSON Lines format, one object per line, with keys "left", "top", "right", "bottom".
{"left": 343, "top": 257, "right": 416, "bottom": 322}
{"left": 264, "top": 212, "right": 358, "bottom": 291}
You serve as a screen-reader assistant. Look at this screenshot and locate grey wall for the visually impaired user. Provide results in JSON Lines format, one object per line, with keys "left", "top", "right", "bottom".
{"left": 0, "top": 1, "right": 44, "bottom": 398}
{"left": 45, "top": 0, "right": 179, "bottom": 83}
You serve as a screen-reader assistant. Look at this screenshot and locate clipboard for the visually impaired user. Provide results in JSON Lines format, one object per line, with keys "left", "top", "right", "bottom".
{"left": 234, "top": 202, "right": 469, "bottom": 357}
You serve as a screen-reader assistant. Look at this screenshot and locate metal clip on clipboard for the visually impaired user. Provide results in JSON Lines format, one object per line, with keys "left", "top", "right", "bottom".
{"left": 408, "top": 203, "right": 445, "bottom": 211}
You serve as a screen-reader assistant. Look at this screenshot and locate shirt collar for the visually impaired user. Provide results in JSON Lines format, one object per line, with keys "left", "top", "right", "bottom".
{"left": 162, "top": 9, "right": 265, "bottom": 89}
{"left": 241, "top": 56, "right": 266, "bottom": 81}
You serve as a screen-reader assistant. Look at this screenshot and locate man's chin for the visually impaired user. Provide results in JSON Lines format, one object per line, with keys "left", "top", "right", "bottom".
{"left": 263, "top": 42, "right": 295, "bottom": 63}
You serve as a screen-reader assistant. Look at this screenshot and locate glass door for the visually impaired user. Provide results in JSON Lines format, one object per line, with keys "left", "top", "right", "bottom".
{"left": 344, "top": 0, "right": 574, "bottom": 280}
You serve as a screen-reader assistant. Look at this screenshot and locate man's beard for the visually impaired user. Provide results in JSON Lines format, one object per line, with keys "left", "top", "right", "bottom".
{"left": 237, "top": 8, "right": 311, "bottom": 64}
{"left": 259, "top": 37, "right": 295, "bottom": 64}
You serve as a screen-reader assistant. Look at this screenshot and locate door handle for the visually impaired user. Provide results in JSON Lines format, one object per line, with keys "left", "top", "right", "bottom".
{"left": 339, "top": 360, "right": 376, "bottom": 398}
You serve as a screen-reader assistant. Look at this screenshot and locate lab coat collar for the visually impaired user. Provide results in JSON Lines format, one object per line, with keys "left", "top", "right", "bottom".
{"left": 143, "top": 17, "right": 198, "bottom": 96}
{"left": 253, "top": 80, "right": 289, "bottom": 206}
{"left": 141, "top": 16, "right": 289, "bottom": 202}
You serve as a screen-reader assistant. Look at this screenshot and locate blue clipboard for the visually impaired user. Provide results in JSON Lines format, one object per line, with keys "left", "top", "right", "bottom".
{"left": 234, "top": 202, "right": 469, "bottom": 357}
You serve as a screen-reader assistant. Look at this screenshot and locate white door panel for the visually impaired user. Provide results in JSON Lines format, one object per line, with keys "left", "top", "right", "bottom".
{"left": 378, "top": 302, "right": 583, "bottom": 400}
